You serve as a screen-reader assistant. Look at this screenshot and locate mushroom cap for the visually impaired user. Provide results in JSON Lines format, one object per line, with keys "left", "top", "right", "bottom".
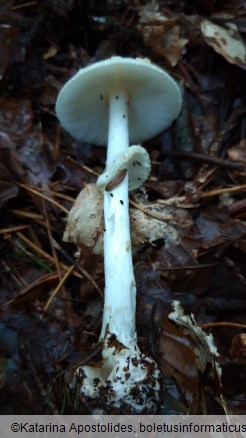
{"left": 56, "top": 56, "right": 182, "bottom": 145}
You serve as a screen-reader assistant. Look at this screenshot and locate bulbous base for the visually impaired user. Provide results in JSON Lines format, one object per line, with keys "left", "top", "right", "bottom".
{"left": 69, "top": 344, "right": 162, "bottom": 414}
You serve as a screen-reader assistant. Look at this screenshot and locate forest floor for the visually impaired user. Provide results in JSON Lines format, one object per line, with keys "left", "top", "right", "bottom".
{"left": 0, "top": 0, "right": 246, "bottom": 414}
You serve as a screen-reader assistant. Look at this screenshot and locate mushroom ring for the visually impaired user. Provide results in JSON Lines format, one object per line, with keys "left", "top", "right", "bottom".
{"left": 97, "top": 144, "right": 151, "bottom": 192}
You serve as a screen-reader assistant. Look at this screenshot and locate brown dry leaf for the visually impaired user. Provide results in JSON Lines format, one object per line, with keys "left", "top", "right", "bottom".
{"left": 43, "top": 45, "right": 58, "bottom": 60}
{"left": 0, "top": 98, "right": 33, "bottom": 139}
{"left": 138, "top": 2, "right": 188, "bottom": 67}
{"left": 227, "top": 139, "right": 246, "bottom": 163}
{"left": 0, "top": 25, "right": 19, "bottom": 80}
{"left": 166, "top": 301, "right": 228, "bottom": 413}
{"left": 4, "top": 272, "right": 60, "bottom": 309}
{"left": 0, "top": 132, "right": 25, "bottom": 180}
{"left": 160, "top": 314, "right": 201, "bottom": 407}
{"left": 64, "top": 184, "right": 183, "bottom": 254}
{"left": 196, "top": 213, "right": 246, "bottom": 250}
{"left": 201, "top": 19, "right": 246, "bottom": 70}
{"left": 0, "top": 129, "right": 53, "bottom": 193}
{"left": 131, "top": 205, "right": 179, "bottom": 251}
{"left": 230, "top": 333, "right": 246, "bottom": 364}
{"left": 63, "top": 183, "right": 104, "bottom": 255}
{"left": 169, "top": 301, "right": 220, "bottom": 373}
{"left": 0, "top": 353, "right": 7, "bottom": 391}
{"left": 138, "top": 1, "right": 168, "bottom": 24}
{"left": 16, "top": 130, "right": 54, "bottom": 189}
{"left": 0, "top": 163, "right": 18, "bottom": 208}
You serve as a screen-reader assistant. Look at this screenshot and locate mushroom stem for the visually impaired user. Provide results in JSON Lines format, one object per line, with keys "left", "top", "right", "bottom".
{"left": 67, "top": 87, "right": 162, "bottom": 414}
{"left": 100, "top": 90, "right": 136, "bottom": 347}
{"left": 107, "top": 90, "right": 129, "bottom": 164}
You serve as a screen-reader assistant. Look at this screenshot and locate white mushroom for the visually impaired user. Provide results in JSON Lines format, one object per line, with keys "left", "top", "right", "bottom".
{"left": 56, "top": 56, "right": 181, "bottom": 413}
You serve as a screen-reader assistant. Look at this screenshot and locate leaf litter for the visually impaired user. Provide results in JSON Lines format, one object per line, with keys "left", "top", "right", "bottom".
{"left": 0, "top": 0, "right": 246, "bottom": 414}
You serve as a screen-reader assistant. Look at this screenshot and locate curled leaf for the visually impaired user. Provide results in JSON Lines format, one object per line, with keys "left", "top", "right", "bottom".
{"left": 63, "top": 183, "right": 104, "bottom": 255}
{"left": 201, "top": 19, "right": 246, "bottom": 70}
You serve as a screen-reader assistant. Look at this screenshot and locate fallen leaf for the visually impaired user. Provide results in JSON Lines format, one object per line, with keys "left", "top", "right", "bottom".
{"left": 0, "top": 25, "right": 19, "bottom": 80}
{"left": 0, "top": 163, "right": 18, "bottom": 208}
{"left": 138, "top": 2, "right": 188, "bottom": 66}
{"left": 201, "top": 19, "right": 246, "bottom": 70}
{"left": 138, "top": 1, "right": 168, "bottom": 24}
{"left": 63, "top": 183, "right": 103, "bottom": 255}
{"left": 4, "top": 272, "right": 60, "bottom": 309}
{"left": 0, "top": 353, "right": 7, "bottom": 391}
{"left": 230, "top": 333, "right": 246, "bottom": 363}
{"left": 43, "top": 45, "right": 58, "bottom": 60}
{"left": 166, "top": 301, "right": 230, "bottom": 413}
{"left": 0, "top": 98, "right": 32, "bottom": 139}
{"left": 227, "top": 139, "right": 246, "bottom": 163}
{"left": 160, "top": 314, "right": 200, "bottom": 403}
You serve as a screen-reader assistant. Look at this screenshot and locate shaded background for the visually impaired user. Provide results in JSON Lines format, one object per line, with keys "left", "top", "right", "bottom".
{"left": 0, "top": 0, "right": 246, "bottom": 414}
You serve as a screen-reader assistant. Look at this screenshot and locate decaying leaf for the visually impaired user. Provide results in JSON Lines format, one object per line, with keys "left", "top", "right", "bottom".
{"left": 227, "top": 139, "right": 246, "bottom": 163}
{"left": 0, "top": 353, "right": 7, "bottom": 391}
{"left": 43, "top": 45, "right": 58, "bottom": 60}
{"left": 169, "top": 301, "right": 220, "bottom": 374}
{"left": 201, "top": 19, "right": 246, "bottom": 70}
{"left": 1, "top": 0, "right": 246, "bottom": 416}
{"left": 163, "top": 301, "right": 231, "bottom": 413}
{"left": 0, "top": 163, "right": 18, "bottom": 208}
{"left": 138, "top": 2, "right": 188, "bottom": 66}
{"left": 160, "top": 314, "right": 202, "bottom": 409}
{"left": 138, "top": 1, "right": 168, "bottom": 24}
{"left": 0, "top": 98, "right": 33, "bottom": 139}
{"left": 64, "top": 184, "right": 181, "bottom": 254}
{"left": 0, "top": 25, "right": 20, "bottom": 80}
{"left": 230, "top": 333, "right": 246, "bottom": 364}
{"left": 63, "top": 183, "right": 104, "bottom": 255}
{"left": 131, "top": 206, "right": 179, "bottom": 251}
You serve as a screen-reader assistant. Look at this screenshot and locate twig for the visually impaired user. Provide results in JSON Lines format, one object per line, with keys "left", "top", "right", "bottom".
{"left": 81, "top": 164, "right": 100, "bottom": 177}
{"left": 16, "top": 231, "right": 82, "bottom": 279}
{"left": 28, "top": 226, "right": 43, "bottom": 250}
{"left": 1, "top": 260, "right": 27, "bottom": 287}
{"left": 25, "top": 184, "right": 75, "bottom": 203}
{"left": 19, "top": 183, "right": 69, "bottom": 214}
{"left": 76, "top": 263, "right": 102, "bottom": 297}
{"left": 0, "top": 225, "right": 29, "bottom": 235}
{"left": 130, "top": 199, "right": 173, "bottom": 221}
{"left": 11, "top": 209, "right": 46, "bottom": 221}
{"left": 160, "top": 150, "right": 244, "bottom": 171}
{"left": 51, "top": 238, "right": 102, "bottom": 296}
{"left": 201, "top": 184, "right": 246, "bottom": 199}
{"left": 158, "top": 263, "right": 218, "bottom": 271}
{"left": 66, "top": 155, "right": 100, "bottom": 177}
{"left": 4, "top": 272, "right": 60, "bottom": 307}
{"left": 201, "top": 322, "right": 246, "bottom": 330}
{"left": 11, "top": 1, "right": 37, "bottom": 10}
{"left": 42, "top": 200, "right": 63, "bottom": 283}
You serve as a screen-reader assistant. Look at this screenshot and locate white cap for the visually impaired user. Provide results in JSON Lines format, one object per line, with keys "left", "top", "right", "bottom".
{"left": 56, "top": 56, "right": 182, "bottom": 145}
